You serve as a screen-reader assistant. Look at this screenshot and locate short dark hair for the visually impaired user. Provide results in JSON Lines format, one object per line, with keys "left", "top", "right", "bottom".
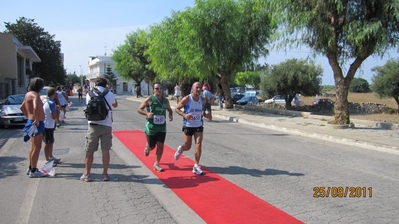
{"left": 153, "top": 82, "right": 162, "bottom": 88}
{"left": 28, "top": 77, "right": 44, "bottom": 92}
{"left": 95, "top": 77, "right": 107, "bottom": 87}
{"left": 46, "top": 87, "right": 56, "bottom": 97}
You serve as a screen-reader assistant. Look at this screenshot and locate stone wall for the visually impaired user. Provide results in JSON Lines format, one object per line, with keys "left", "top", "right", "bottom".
{"left": 256, "top": 102, "right": 390, "bottom": 115}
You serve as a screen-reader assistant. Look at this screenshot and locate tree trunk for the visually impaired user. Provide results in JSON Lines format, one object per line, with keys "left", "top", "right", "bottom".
{"left": 394, "top": 96, "right": 399, "bottom": 115}
{"left": 334, "top": 77, "right": 350, "bottom": 125}
{"left": 220, "top": 73, "right": 233, "bottom": 109}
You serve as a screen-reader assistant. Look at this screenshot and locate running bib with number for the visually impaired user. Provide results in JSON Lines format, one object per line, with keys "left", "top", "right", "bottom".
{"left": 153, "top": 115, "right": 166, "bottom": 125}
{"left": 191, "top": 115, "right": 201, "bottom": 121}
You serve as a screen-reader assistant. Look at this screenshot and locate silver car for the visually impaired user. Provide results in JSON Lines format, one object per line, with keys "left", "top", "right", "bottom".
{"left": 0, "top": 94, "right": 28, "bottom": 128}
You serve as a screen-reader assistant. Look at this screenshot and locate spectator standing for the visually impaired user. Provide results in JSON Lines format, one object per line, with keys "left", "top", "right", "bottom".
{"left": 202, "top": 84, "right": 213, "bottom": 121}
{"left": 137, "top": 82, "right": 173, "bottom": 172}
{"left": 174, "top": 82, "right": 181, "bottom": 104}
{"left": 20, "top": 77, "right": 47, "bottom": 178}
{"left": 80, "top": 77, "right": 118, "bottom": 182}
{"left": 174, "top": 82, "right": 211, "bottom": 175}
{"left": 78, "top": 86, "right": 83, "bottom": 102}
{"left": 84, "top": 79, "right": 90, "bottom": 94}
{"left": 215, "top": 83, "right": 224, "bottom": 109}
{"left": 42, "top": 87, "right": 61, "bottom": 165}
{"left": 56, "top": 86, "right": 70, "bottom": 125}
{"left": 135, "top": 85, "right": 141, "bottom": 98}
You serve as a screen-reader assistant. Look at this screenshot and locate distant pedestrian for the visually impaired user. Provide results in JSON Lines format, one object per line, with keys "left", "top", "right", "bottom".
{"left": 42, "top": 87, "right": 61, "bottom": 166}
{"left": 81, "top": 77, "right": 118, "bottom": 182}
{"left": 137, "top": 82, "right": 173, "bottom": 172}
{"left": 21, "top": 77, "right": 47, "bottom": 178}
{"left": 215, "top": 83, "right": 224, "bottom": 109}
{"left": 135, "top": 85, "right": 141, "bottom": 98}
{"left": 174, "top": 82, "right": 211, "bottom": 175}
{"left": 78, "top": 87, "right": 83, "bottom": 102}
{"left": 174, "top": 82, "right": 181, "bottom": 104}
{"left": 202, "top": 84, "right": 213, "bottom": 121}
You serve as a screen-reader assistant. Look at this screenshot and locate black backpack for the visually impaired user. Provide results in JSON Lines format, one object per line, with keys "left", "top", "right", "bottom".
{"left": 84, "top": 88, "right": 111, "bottom": 121}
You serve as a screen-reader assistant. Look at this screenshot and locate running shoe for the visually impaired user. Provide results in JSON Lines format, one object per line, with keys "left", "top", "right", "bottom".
{"left": 49, "top": 157, "right": 61, "bottom": 164}
{"left": 153, "top": 163, "right": 164, "bottom": 172}
{"left": 80, "top": 174, "right": 91, "bottom": 182}
{"left": 29, "top": 169, "right": 48, "bottom": 178}
{"left": 174, "top": 145, "right": 183, "bottom": 160}
{"left": 144, "top": 147, "right": 150, "bottom": 157}
{"left": 192, "top": 165, "right": 204, "bottom": 175}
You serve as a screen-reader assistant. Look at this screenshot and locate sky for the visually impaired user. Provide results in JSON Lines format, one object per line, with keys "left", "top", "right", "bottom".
{"left": 1, "top": 0, "right": 398, "bottom": 85}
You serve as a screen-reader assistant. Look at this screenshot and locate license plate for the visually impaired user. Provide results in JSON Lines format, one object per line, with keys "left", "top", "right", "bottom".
{"left": 14, "top": 118, "right": 23, "bottom": 122}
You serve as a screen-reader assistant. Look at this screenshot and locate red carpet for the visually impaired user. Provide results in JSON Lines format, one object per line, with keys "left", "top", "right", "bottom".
{"left": 114, "top": 130, "right": 303, "bottom": 224}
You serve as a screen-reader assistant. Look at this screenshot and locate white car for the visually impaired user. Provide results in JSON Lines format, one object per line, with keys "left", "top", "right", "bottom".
{"left": 264, "top": 95, "right": 301, "bottom": 106}
{"left": 0, "top": 94, "right": 28, "bottom": 128}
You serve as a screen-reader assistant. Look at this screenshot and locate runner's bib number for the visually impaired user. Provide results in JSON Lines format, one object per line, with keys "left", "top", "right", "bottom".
{"left": 153, "top": 115, "right": 166, "bottom": 125}
{"left": 191, "top": 115, "right": 201, "bottom": 121}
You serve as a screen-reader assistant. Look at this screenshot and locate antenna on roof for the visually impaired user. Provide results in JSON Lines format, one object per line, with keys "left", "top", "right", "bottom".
{"left": 104, "top": 46, "right": 107, "bottom": 56}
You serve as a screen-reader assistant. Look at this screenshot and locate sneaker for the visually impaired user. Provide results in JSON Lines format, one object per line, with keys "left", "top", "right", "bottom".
{"left": 153, "top": 163, "right": 164, "bottom": 172}
{"left": 174, "top": 145, "right": 183, "bottom": 160}
{"left": 29, "top": 169, "right": 47, "bottom": 178}
{"left": 80, "top": 174, "right": 91, "bottom": 182}
{"left": 45, "top": 160, "right": 57, "bottom": 167}
{"left": 192, "top": 165, "right": 204, "bottom": 175}
{"left": 49, "top": 157, "right": 61, "bottom": 164}
{"left": 144, "top": 147, "right": 150, "bottom": 157}
{"left": 102, "top": 174, "right": 110, "bottom": 181}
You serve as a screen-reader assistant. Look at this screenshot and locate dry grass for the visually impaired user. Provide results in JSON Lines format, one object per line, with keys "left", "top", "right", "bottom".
{"left": 299, "top": 92, "right": 399, "bottom": 124}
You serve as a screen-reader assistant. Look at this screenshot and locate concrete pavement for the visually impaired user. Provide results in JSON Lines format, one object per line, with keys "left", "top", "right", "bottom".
{"left": 128, "top": 96, "right": 399, "bottom": 155}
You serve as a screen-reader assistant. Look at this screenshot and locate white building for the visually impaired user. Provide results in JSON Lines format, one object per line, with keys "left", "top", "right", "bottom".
{"left": 87, "top": 55, "right": 141, "bottom": 95}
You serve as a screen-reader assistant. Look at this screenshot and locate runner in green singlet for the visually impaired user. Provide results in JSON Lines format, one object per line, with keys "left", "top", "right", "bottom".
{"left": 137, "top": 82, "right": 173, "bottom": 172}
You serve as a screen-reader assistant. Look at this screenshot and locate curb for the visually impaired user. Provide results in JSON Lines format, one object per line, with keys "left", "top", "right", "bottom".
{"left": 212, "top": 114, "right": 399, "bottom": 156}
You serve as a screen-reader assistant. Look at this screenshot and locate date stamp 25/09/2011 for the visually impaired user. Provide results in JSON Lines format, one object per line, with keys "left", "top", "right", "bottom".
{"left": 313, "top": 186, "right": 372, "bottom": 198}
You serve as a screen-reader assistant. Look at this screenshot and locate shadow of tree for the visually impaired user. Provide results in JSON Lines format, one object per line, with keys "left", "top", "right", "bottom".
{"left": 0, "top": 156, "right": 26, "bottom": 178}
{"left": 205, "top": 166, "right": 304, "bottom": 177}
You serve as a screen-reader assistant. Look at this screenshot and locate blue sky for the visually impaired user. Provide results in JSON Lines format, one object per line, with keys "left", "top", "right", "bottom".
{"left": 1, "top": 0, "right": 398, "bottom": 85}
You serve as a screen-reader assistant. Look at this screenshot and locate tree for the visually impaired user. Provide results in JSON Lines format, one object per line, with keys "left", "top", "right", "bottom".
{"left": 112, "top": 29, "right": 154, "bottom": 87}
{"left": 371, "top": 59, "right": 399, "bottom": 113}
{"left": 263, "top": 0, "right": 399, "bottom": 124}
{"left": 4, "top": 17, "right": 65, "bottom": 85}
{"left": 349, "top": 77, "right": 370, "bottom": 93}
{"left": 103, "top": 65, "right": 117, "bottom": 88}
{"left": 166, "top": 0, "right": 274, "bottom": 108}
{"left": 235, "top": 71, "right": 261, "bottom": 89}
{"left": 260, "top": 58, "right": 322, "bottom": 108}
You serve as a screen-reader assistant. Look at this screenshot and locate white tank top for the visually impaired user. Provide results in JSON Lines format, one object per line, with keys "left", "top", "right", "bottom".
{"left": 183, "top": 95, "right": 203, "bottom": 128}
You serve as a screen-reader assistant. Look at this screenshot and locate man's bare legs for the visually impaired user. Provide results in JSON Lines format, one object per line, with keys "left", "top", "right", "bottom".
{"left": 84, "top": 151, "right": 94, "bottom": 176}
{"left": 102, "top": 150, "right": 110, "bottom": 176}
{"left": 30, "top": 133, "right": 43, "bottom": 169}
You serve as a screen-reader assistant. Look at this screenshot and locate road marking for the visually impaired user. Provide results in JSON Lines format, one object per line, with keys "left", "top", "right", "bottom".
{"left": 16, "top": 178, "right": 40, "bottom": 224}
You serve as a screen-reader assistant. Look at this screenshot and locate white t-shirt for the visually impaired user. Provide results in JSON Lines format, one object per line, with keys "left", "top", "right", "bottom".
{"left": 43, "top": 98, "right": 57, "bottom": 129}
{"left": 174, "top": 86, "right": 181, "bottom": 96}
{"left": 86, "top": 86, "right": 116, "bottom": 127}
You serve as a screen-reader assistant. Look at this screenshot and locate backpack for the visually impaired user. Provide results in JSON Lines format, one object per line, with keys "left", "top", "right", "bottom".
{"left": 84, "top": 88, "right": 111, "bottom": 121}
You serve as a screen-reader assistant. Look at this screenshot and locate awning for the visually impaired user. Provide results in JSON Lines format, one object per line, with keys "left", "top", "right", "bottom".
{"left": 17, "top": 46, "right": 41, "bottom": 62}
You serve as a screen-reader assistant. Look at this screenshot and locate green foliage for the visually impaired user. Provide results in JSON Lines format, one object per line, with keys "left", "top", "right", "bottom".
{"left": 349, "top": 77, "right": 370, "bottom": 93}
{"left": 371, "top": 59, "right": 399, "bottom": 106}
{"left": 4, "top": 17, "right": 65, "bottom": 85}
{"left": 103, "top": 65, "right": 117, "bottom": 87}
{"left": 260, "top": 58, "right": 322, "bottom": 107}
{"left": 112, "top": 29, "right": 153, "bottom": 85}
{"left": 262, "top": 0, "right": 399, "bottom": 123}
{"left": 235, "top": 71, "right": 261, "bottom": 89}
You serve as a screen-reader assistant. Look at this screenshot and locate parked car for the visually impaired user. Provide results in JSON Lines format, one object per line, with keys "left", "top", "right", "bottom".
{"left": 0, "top": 94, "right": 28, "bottom": 128}
{"left": 232, "top": 93, "right": 245, "bottom": 104}
{"left": 264, "top": 95, "right": 301, "bottom": 106}
{"left": 39, "top": 86, "right": 49, "bottom": 100}
{"left": 312, "top": 98, "right": 334, "bottom": 106}
{"left": 236, "top": 96, "right": 259, "bottom": 105}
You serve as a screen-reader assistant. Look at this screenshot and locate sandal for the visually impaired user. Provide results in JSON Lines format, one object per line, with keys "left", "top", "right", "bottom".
{"left": 102, "top": 174, "right": 110, "bottom": 181}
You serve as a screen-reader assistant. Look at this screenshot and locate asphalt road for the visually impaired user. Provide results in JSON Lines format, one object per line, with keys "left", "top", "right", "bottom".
{"left": 0, "top": 94, "right": 398, "bottom": 224}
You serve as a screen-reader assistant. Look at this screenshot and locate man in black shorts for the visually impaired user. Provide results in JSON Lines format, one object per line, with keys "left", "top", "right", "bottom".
{"left": 174, "top": 82, "right": 211, "bottom": 175}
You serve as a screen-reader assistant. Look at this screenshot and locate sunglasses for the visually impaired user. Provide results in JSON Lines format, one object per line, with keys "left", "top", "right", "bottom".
{"left": 154, "top": 87, "right": 162, "bottom": 90}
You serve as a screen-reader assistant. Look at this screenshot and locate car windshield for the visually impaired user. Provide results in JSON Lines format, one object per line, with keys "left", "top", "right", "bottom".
{"left": 5, "top": 95, "right": 25, "bottom": 105}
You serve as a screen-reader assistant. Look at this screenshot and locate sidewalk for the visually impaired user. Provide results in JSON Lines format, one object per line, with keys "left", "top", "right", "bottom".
{"left": 127, "top": 96, "right": 399, "bottom": 155}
